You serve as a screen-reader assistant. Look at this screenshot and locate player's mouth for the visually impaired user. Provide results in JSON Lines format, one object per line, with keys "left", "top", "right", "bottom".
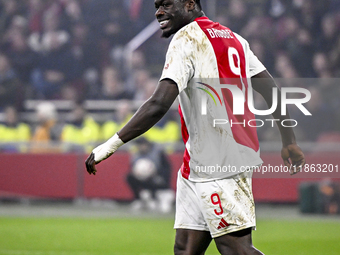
{"left": 159, "top": 19, "right": 170, "bottom": 29}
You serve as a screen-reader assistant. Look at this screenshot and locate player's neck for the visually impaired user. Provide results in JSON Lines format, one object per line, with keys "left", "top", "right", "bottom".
{"left": 190, "top": 10, "right": 205, "bottom": 23}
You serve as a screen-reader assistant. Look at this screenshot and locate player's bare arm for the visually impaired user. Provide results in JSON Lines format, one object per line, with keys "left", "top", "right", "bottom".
{"left": 251, "top": 70, "right": 306, "bottom": 174}
{"left": 85, "top": 79, "right": 179, "bottom": 175}
{"left": 118, "top": 79, "right": 179, "bottom": 143}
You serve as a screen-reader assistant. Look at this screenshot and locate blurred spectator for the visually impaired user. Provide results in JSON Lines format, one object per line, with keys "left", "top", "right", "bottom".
{"left": 126, "top": 0, "right": 158, "bottom": 33}
{"left": 226, "top": 0, "right": 248, "bottom": 33}
{"left": 0, "top": 0, "right": 25, "bottom": 36}
{"left": 132, "top": 69, "right": 152, "bottom": 101}
{"left": 30, "top": 102, "right": 61, "bottom": 153}
{"left": 126, "top": 49, "right": 146, "bottom": 71}
{"left": 28, "top": 8, "right": 67, "bottom": 52}
{"left": 267, "top": 0, "right": 287, "bottom": 18}
{"left": 101, "top": 1, "right": 130, "bottom": 48}
{"left": 239, "top": 16, "right": 270, "bottom": 40}
{"left": 61, "top": 102, "right": 100, "bottom": 152}
{"left": 313, "top": 52, "right": 333, "bottom": 78}
{"left": 30, "top": 30, "right": 80, "bottom": 99}
{"left": 70, "top": 21, "right": 101, "bottom": 73}
{"left": 317, "top": 14, "right": 339, "bottom": 53}
{"left": 248, "top": 38, "right": 275, "bottom": 74}
{"left": 27, "top": 0, "right": 50, "bottom": 33}
{"left": 83, "top": 68, "right": 100, "bottom": 99}
{"left": 125, "top": 50, "right": 147, "bottom": 91}
{"left": 27, "top": 7, "right": 83, "bottom": 99}
{"left": 102, "top": 100, "right": 133, "bottom": 141}
{"left": 274, "top": 52, "right": 299, "bottom": 78}
{"left": 82, "top": 0, "right": 130, "bottom": 67}
{"left": 2, "top": 15, "right": 29, "bottom": 47}
{"left": 127, "top": 137, "right": 174, "bottom": 213}
{"left": 0, "top": 105, "right": 30, "bottom": 152}
{"left": 96, "top": 65, "right": 133, "bottom": 100}
{"left": 276, "top": 16, "right": 300, "bottom": 49}
{"left": 0, "top": 53, "right": 24, "bottom": 110}
{"left": 319, "top": 179, "right": 340, "bottom": 214}
{"left": 6, "top": 31, "right": 38, "bottom": 86}
{"left": 294, "top": 0, "right": 322, "bottom": 36}
{"left": 274, "top": 15, "right": 316, "bottom": 77}
{"left": 60, "top": 0, "right": 83, "bottom": 28}
{"left": 288, "top": 28, "right": 315, "bottom": 77}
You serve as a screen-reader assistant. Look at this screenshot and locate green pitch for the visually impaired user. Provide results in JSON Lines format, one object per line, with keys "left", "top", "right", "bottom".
{"left": 0, "top": 217, "right": 339, "bottom": 255}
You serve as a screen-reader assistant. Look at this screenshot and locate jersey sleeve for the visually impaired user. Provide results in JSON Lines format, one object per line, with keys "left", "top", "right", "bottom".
{"left": 234, "top": 33, "right": 266, "bottom": 77}
{"left": 247, "top": 44, "right": 266, "bottom": 77}
{"left": 159, "top": 32, "right": 194, "bottom": 93}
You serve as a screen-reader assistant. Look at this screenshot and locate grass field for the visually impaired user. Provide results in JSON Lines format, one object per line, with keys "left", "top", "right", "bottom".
{"left": 0, "top": 217, "right": 340, "bottom": 255}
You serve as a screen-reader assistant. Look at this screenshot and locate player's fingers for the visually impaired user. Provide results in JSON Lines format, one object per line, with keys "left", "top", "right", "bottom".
{"left": 290, "top": 158, "right": 305, "bottom": 175}
{"left": 90, "top": 162, "right": 97, "bottom": 175}
{"left": 290, "top": 160, "right": 303, "bottom": 175}
{"left": 290, "top": 165, "right": 300, "bottom": 175}
{"left": 85, "top": 153, "right": 97, "bottom": 175}
{"left": 283, "top": 158, "right": 291, "bottom": 169}
{"left": 283, "top": 157, "right": 297, "bottom": 175}
{"left": 283, "top": 158, "right": 299, "bottom": 175}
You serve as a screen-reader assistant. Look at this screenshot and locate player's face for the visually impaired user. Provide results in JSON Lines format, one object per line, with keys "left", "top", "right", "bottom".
{"left": 155, "top": 0, "right": 193, "bottom": 38}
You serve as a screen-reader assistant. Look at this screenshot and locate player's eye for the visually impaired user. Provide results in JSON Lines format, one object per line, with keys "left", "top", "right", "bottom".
{"left": 155, "top": 1, "right": 171, "bottom": 10}
{"left": 162, "top": 1, "right": 171, "bottom": 8}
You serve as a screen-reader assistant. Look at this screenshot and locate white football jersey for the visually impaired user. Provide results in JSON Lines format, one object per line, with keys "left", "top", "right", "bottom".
{"left": 160, "top": 17, "right": 266, "bottom": 182}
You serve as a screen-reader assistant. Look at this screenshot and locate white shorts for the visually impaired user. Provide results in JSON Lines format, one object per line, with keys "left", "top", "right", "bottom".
{"left": 174, "top": 170, "right": 256, "bottom": 238}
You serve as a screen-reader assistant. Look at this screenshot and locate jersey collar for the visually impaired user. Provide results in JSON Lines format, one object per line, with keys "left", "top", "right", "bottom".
{"left": 195, "top": 16, "right": 209, "bottom": 22}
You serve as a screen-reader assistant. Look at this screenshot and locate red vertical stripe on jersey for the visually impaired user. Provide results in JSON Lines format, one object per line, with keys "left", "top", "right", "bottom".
{"left": 178, "top": 104, "right": 190, "bottom": 179}
{"left": 196, "top": 17, "right": 259, "bottom": 152}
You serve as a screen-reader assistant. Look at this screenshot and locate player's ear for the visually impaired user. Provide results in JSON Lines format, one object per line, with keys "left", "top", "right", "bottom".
{"left": 186, "top": 0, "right": 196, "bottom": 12}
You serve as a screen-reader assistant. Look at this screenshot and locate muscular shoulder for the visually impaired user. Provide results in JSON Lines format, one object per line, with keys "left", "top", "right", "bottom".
{"left": 167, "top": 22, "right": 211, "bottom": 62}
{"left": 173, "top": 21, "right": 202, "bottom": 41}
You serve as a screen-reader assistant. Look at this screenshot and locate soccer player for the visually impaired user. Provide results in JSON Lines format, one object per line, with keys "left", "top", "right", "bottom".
{"left": 85, "top": 0, "right": 306, "bottom": 254}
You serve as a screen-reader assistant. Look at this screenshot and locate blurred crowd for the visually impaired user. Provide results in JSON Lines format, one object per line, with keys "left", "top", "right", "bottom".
{"left": 0, "top": 0, "right": 340, "bottom": 152}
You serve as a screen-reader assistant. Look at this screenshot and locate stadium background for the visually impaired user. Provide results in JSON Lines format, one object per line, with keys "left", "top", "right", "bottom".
{"left": 0, "top": 0, "right": 339, "bottom": 254}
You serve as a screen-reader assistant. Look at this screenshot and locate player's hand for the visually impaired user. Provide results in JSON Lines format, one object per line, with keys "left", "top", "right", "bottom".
{"left": 85, "top": 133, "right": 124, "bottom": 175}
{"left": 85, "top": 152, "right": 97, "bottom": 175}
{"left": 85, "top": 143, "right": 115, "bottom": 175}
{"left": 281, "top": 143, "right": 306, "bottom": 175}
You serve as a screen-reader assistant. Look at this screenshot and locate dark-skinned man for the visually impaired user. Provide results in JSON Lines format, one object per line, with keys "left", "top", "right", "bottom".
{"left": 86, "top": 1, "right": 305, "bottom": 254}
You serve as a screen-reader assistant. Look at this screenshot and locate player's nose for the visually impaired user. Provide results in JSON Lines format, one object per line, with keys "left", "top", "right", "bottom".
{"left": 155, "top": 6, "right": 165, "bottom": 18}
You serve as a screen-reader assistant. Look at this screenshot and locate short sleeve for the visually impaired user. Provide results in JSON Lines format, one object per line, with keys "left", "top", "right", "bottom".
{"left": 247, "top": 46, "right": 266, "bottom": 77}
{"left": 159, "top": 32, "right": 194, "bottom": 93}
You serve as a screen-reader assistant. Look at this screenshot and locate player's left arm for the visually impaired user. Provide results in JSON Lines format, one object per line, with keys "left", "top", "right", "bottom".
{"left": 251, "top": 70, "right": 306, "bottom": 175}
{"left": 85, "top": 79, "right": 179, "bottom": 175}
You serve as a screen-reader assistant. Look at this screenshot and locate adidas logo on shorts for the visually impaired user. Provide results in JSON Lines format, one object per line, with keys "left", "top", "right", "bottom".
{"left": 217, "top": 218, "right": 230, "bottom": 229}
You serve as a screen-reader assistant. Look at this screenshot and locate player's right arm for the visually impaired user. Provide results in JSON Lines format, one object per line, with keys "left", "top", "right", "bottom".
{"left": 251, "top": 70, "right": 306, "bottom": 175}
{"left": 117, "top": 78, "right": 179, "bottom": 143}
{"left": 85, "top": 79, "right": 179, "bottom": 175}
{"left": 86, "top": 26, "right": 192, "bottom": 175}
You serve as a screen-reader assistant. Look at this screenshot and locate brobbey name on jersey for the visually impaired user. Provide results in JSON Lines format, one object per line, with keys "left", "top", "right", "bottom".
{"left": 206, "top": 28, "right": 234, "bottom": 39}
